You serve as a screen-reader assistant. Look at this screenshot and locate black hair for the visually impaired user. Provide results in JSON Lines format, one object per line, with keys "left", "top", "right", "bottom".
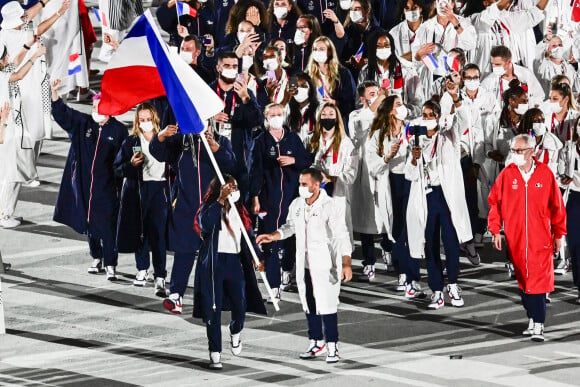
{"left": 518, "top": 107, "right": 543, "bottom": 134}
{"left": 218, "top": 50, "right": 239, "bottom": 62}
{"left": 183, "top": 34, "right": 202, "bottom": 51}
{"left": 422, "top": 100, "right": 441, "bottom": 118}
{"left": 395, "top": 0, "right": 428, "bottom": 22}
{"left": 357, "top": 80, "right": 379, "bottom": 97}
{"left": 301, "top": 167, "right": 323, "bottom": 183}
{"left": 500, "top": 80, "right": 526, "bottom": 127}
{"left": 462, "top": 63, "right": 480, "bottom": 77}
{"left": 288, "top": 72, "right": 320, "bottom": 133}
{"left": 461, "top": 0, "right": 485, "bottom": 17}
{"left": 490, "top": 45, "right": 512, "bottom": 60}
{"left": 366, "top": 29, "right": 400, "bottom": 82}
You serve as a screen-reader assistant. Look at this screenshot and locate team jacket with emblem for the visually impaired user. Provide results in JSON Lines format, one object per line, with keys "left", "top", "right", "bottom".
{"left": 51, "top": 98, "right": 128, "bottom": 238}
{"left": 249, "top": 128, "right": 311, "bottom": 233}
{"left": 488, "top": 160, "right": 567, "bottom": 294}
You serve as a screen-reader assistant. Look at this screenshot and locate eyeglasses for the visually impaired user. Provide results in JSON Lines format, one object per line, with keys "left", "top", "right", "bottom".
{"left": 510, "top": 148, "right": 532, "bottom": 154}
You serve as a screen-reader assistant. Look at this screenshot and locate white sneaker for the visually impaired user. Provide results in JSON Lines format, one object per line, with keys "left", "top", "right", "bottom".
{"left": 428, "top": 291, "right": 445, "bottom": 309}
{"left": 133, "top": 270, "right": 147, "bottom": 286}
{"left": 280, "top": 271, "right": 291, "bottom": 291}
{"left": 382, "top": 250, "right": 393, "bottom": 271}
{"left": 230, "top": 332, "right": 242, "bottom": 356}
{"left": 23, "top": 179, "right": 40, "bottom": 188}
{"left": 106, "top": 266, "right": 117, "bottom": 281}
{"left": 154, "top": 278, "right": 169, "bottom": 298}
{"left": 87, "top": 258, "right": 103, "bottom": 274}
{"left": 0, "top": 216, "right": 20, "bottom": 228}
{"left": 522, "top": 318, "right": 534, "bottom": 336}
{"left": 554, "top": 257, "right": 569, "bottom": 275}
{"left": 447, "top": 283, "right": 464, "bottom": 307}
{"left": 396, "top": 274, "right": 407, "bottom": 292}
{"left": 367, "top": 265, "right": 376, "bottom": 282}
{"left": 146, "top": 270, "right": 155, "bottom": 282}
{"left": 267, "top": 288, "right": 281, "bottom": 304}
{"left": 546, "top": 292, "right": 552, "bottom": 304}
{"left": 326, "top": 342, "right": 340, "bottom": 363}
{"left": 362, "top": 265, "right": 371, "bottom": 275}
{"left": 474, "top": 233, "right": 484, "bottom": 248}
{"left": 299, "top": 339, "right": 326, "bottom": 359}
{"left": 209, "top": 352, "right": 223, "bottom": 369}
{"left": 405, "top": 281, "right": 425, "bottom": 299}
{"left": 163, "top": 293, "right": 183, "bottom": 314}
{"left": 531, "top": 322, "right": 545, "bottom": 342}
{"left": 506, "top": 262, "right": 516, "bottom": 279}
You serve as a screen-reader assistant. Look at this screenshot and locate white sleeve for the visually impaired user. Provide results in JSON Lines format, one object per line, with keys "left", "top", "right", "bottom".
{"left": 456, "top": 18, "right": 477, "bottom": 51}
{"left": 328, "top": 198, "right": 352, "bottom": 257}
{"left": 277, "top": 200, "right": 297, "bottom": 239}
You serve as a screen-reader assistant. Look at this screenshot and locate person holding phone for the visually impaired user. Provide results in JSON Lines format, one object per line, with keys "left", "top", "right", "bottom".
{"left": 250, "top": 103, "right": 311, "bottom": 299}
{"left": 257, "top": 46, "right": 289, "bottom": 105}
{"left": 284, "top": 72, "right": 321, "bottom": 142}
{"left": 405, "top": 88, "right": 472, "bottom": 310}
{"left": 216, "top": 20, "right": 264, "bottom": 61}
{"left": 178, "top": 35, "right": 215, "bottom": 84}
{"left": 113, "top": 104, "right": 171, "bottom": 297}
{"left": 157, "top": 0, "right": 215, "bottom": 48}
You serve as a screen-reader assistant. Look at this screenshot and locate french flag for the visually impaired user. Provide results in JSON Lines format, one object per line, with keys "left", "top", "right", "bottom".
{"left": 421, "top": 54, "right": 440, "bottom": 73}
{"left": 93, "top": 8, "right": 108, "bottom": 27}
{"left": 98, "top": 11, "right": 223, "bottom": 134}
{"left": 68, "top": 52, "right": 82, "bottom": 75}
{"left": 176, "top": 2, "right": 197, "bottom": 18}
{"left": 444, "top": 55, "right": 460, "bottom": 73}
{"left": 354, "top": 43, "right": 364, "bottom": 63}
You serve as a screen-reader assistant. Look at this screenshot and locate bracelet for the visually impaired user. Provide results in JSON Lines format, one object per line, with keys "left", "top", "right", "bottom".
{"left": 39, "top": 0, "right": 46, "bottom": 7}
{"left": 28, "top": 59, "right": 34, "bottom": 65}
{"left": 23, "top": 44, "right": 31, "bottom": 50}
{"left": 56, "top": 10, "right": 61, "bottom": 17}
{"left": 454, "top": 22, "right": 461, "bottom": 30}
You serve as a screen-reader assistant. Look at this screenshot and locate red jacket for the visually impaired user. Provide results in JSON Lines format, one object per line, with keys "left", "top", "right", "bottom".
{"left": 488, "top": 160, "right": 567, "bottom": 294}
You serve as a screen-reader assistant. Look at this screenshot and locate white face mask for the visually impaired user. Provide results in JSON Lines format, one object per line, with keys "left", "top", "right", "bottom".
{"left": 198, "top": 0, "right": 208, "bottom": 3}
{"left": 511, "top": 153, "right": 527, "bottom": 167}
{"left": 294, "top": 29, "right": 306, "bottom": 45}
{"left": 551, "top": 46, "right": 564, "bottom": 60}
{"left": 395, "top": 105, "right": 408, "bottom": 121}
{"left": 140, "top": 121, "right": 154, "bottom": 132}
{"left": 376, "top": 48, "right": 391, "bottom": 60}
{"left": 269, "top": 115, "right": 284, "bottom": 129}
{"left": 242, "top": 55, "right": 253, "bottom": 70}
{"left": 92, "top": 112, "right": 107, "bottom": 123}
{"left": 312, "top": 50, "right": 328, "bottom": 64}
{"left": 280, "top": 49, "right": 286, "bottom": 60}
{"left": 514, "top": 103, "right": 528, "bottom": 115}
{"left": 179, "top": 50, "right": 193, "bottom": 64}
{"left": 436, "top": 0, "right": 448, "bottom": 16}
{"left": 550, "top": 101, "right": 563, "bottom": 113}
{"left": 340, "top": 0, "right": 352, "bottom": 10}
{"left": 229, "top": 190, "right": 241, "bottom": 203}
{"left": 464, "top": 79, "right": 480, "bottom": 91}
{"left": 299, "top": 185, "right": 314, "bottom": 199}
{"left": 422, "top": 119, "right": 438, "bottom": 130}
{"left": 294, "top": 87, "right": 309, "bottom": 103}
{"left": 368, "top": 95, "right": 378, "bottom": 107}
{"left": 405, "top": 9, "right": 421, "bottom": 22}
{"left": 492, "top": 65, "right": 506, "bottom": 77}
{"left": 221, "top": 68, "right": 238, "bottom": 80}
{"left": 263, "top": 58, "right": 279, "bottom": 71}
{"left": 237, "top": 32, "right": 248, "bottom": 43}
{"left": 350, "top": 10, "right": 364, "bottom": 23}
{"left": 274, "top": 7, "right": 288, "bottom": 19}
{"left": 532, "top": 122, "right": 546, "bottom": 136}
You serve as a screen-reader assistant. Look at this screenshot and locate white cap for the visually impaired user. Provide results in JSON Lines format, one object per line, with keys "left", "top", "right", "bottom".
{"left": 0, "top": 1, "right": 25, "bottom": 30}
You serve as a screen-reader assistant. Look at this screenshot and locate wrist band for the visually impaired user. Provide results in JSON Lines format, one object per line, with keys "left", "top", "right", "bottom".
{"left": 28, "top": 59, "right": 34, "bottom": 65}
{"left": 56, "top": 10, "right": 61, "bottom": 17}
{"left": 23, "top": 44, "right": 30, "bottom": 50}
{"left": 39, "top": 0, "right": 46, "bottom": 7}
{"left": 454, "top": 23, "right": 461, "bottom": 30}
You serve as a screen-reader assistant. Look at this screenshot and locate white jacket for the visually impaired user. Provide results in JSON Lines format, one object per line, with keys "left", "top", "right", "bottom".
{"left": 405, "top": 106, "right": 473, "bottom": 258}
{"left": 278, "top": 190, "right": 352, "bottom": 314}
{"left": 480, "top": 64, "right": 545, "bottom": 107}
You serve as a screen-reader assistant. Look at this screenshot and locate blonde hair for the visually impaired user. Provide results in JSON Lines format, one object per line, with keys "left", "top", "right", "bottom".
{"left": 131, "top": 103, "right": 161, "bottom": 137}
{"left": 264, "top": 102, "right": 285, "bottom": 117}
{"left": 307, "top": 36, "right": 341, "bottom": 93}
{"left": 308, "top": 102, "right": 346, "bottom": 155}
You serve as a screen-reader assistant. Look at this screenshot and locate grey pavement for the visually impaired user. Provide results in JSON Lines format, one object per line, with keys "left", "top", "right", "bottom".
{"left": 1, "top": 7, "right": 580, "bottom": 387}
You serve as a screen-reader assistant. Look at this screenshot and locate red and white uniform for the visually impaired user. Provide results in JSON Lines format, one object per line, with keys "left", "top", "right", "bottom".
{"left": 488, "top": 160, "right": 567, "bottom": 294}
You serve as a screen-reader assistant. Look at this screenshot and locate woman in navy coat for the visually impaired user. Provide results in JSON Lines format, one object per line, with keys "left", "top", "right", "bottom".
{"left": 50, "top": 80, "right": 128, "bottom": 281}
{"left": 193, "top": 175, "right": 267, "bottom": 370}
{"left": 148, "top": 124, "right": 237, "bottom": 314}
{"left": 114, "top": 103, "right": 171, "bottom": 297}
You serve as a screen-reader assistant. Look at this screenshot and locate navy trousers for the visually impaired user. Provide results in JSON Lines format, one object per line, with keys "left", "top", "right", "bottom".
{"left": 521, "top": 291, "right": 546, "bottom": 323}
{"left": 135, "top": 181, "right": 168, "bottom": 278}
{"left": 425, "top": 186, "right": 461, "bottom": 292}
{"left": 170, "top": 251, "right": 196, "bottom": 296}
{"left": 460, "top": 156, "right": 482, "bottom": 236}
{"left": 304, "top": 269, "right": 338, "bottom": 342}
{"left": 88, "top": 234, "right": 118, "bottom": 267}
{"left": 567, "top": 191, "right": 580, "bottom": 288}
{"left": 204, "top": 253, "right": 246, "bottom": 353}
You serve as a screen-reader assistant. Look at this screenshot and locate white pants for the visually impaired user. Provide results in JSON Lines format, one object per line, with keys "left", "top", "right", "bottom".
{"left": 0, "top": 182, "right": 21, "bottom": 218}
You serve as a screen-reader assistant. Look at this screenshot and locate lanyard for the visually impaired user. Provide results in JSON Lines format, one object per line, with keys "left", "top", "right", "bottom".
{"left": 498, "top": 74, "right": 518, "bottom": 97}
{"left": 217, "top": 85, "right": 236, "bottom": 117}
{"left": 551, "top": 113, "right": 571, "bottom": 139}
{"left": 300, "top": 109, "right": 314, "bottom": 134}
{"left": 273, "top": 73, "right": 289, "bottom": 102}
{"left": 321, "top": 142, "right": 338, "bottom": 164}
{"left": 301, "top": 47, "right": 305, "bottom": 71}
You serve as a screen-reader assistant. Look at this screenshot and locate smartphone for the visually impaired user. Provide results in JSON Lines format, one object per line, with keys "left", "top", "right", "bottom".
{"left": 202, "top": 36, "right": 212, "bottom": 45}
{"left": 381, "top": 77, "right": 391, "bottom": 89}
{"left": 266, "top": 70, "right": 277, "bottom": 81}
{"left": 289, "top": 76, "right": 299, "bottom": 88}
{"left": 236, "top": 73, "right": 245, "bottom": 83}
{"left": 132, "top": 146, "right": 142, "bottom": 154}
{"left": 256, "top": 32, "right": 266, "bottom": 43}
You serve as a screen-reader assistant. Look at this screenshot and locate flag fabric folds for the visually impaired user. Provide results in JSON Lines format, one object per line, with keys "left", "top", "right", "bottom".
{"left": 99, "top": 11, "right": 223, "bottom": 134}
{"left": 176, "top": 2, "right": 197, "bottom": 18}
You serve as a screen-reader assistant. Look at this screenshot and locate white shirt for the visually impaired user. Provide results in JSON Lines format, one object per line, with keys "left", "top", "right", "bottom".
{"left": 139, "top": 134, "right": 166, "bottom": 182}
{"left": 218, "top": 207, "right": 243, "bottom": 254}
{"left": 422, "top": 135, "right": 441, "bottom": 187}
{"left": 518, "top": 161, "right": 536, "bottom": 183}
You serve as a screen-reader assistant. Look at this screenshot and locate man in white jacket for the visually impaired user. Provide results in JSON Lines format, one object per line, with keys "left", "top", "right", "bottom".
{"left": 257, "top": 167, "right": 353, "bottom": 364}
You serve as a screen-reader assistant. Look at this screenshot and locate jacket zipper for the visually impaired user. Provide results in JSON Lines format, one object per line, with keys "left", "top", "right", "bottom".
{"left": 211, "top": 224, "right": 216, "bottom": 311}
{"left": 304, "top": 205, "right": 316, "bottom": 313}
{"left": 276, "top": 143, "right": 283, "bottom": 229}
{"left": 87, "top": 127, "right": 103, "bottom": 223}
{"left": 197, "top": 138, "right": 202, "bottom": 204}
{"left": 525, "top": 180, "right": 529, "bottom": 287}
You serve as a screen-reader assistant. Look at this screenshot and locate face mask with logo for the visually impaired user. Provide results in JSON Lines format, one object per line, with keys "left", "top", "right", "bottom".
{"left": 320, "top": 118, "right": 336, "bottom": 131}
{"left": 492, "top": 65, "right": 506, "bottom": 77}
{"left": 463, "top": 79, "right": 479, "bottom": 91}
{"left": 532, "top": 122, "right": 546, "bottom": 136}
{"left": 312, "top": 50, "right": 328, "bottom": 64}
{"left": 237, "top": 32, "right": 248, "bottom": 43}
{"left": 340, "top": 0, "right": 352, "bottom": 9}
{"left": 263, "top": 58, "right": 279, "bottom": 71}
{"left": 294, "top": 87, "right": 309, "bottom": 103}
{"left": 92, "top": 112, "right": 107, "bottom": 123}
{"left": 274, "top": 7, "right": 288, "bottom": 19}
{"left": 294, "top": 29, "right": 306, "bottom": 45}
{"left": 269, "top": 115, "right": 284, "bottom": 129}
{"left": 299, "top": 185, "right": 314, "bottom": 198}
{"left": 511, "top": 153, "right": 527, "bottom": 167}
{"left": 242, "top": 55, "right": 253, "bottom": 70}
{"left": 179, "top": 50, "right": 193, "bottom": 64}
{"left": 350, "top": 10, "right": 364, "bottom": 23}
{"left": 376, "top": 48, "right": 391, "bottom": 60}
{"left": 405, "top": 9, "right": 421, "bottom": 22}
{"left": 395, "top": 105, "right": 408, "bottom": 121}
{"left": 422, "top": 119, "right": 438, "bottom": 130}
{"left": 550, "top": 101, "right": 563, "bottom": 113}
{"left": 514, "top": 103, "right": 528, "bottom": 115}
{"left": 140, "top": 121, "right": 154, "bottom": 132}
{"left": 229, "top": 190, "right": 241, "bottom": 203}
{"left": 221, "top": 68, "right": 238, "bottom": 80}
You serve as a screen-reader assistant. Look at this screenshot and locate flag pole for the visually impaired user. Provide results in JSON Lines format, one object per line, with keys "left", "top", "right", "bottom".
{"left": 175, "top": 1, "right": 181, "bottom": 26}
{"left": 199, "top": 132, "right": 280, "bottom": 312}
